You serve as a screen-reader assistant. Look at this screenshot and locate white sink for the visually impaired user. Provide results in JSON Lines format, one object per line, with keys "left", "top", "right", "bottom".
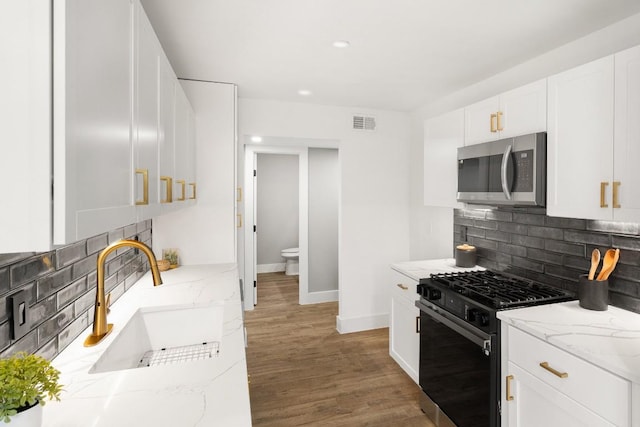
{"left": 89, "top": 303, "right": 225, "bottom": 374}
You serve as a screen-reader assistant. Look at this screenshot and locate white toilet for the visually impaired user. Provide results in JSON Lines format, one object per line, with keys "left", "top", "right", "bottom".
{"left": 281, "top": 247, "right": 299, "bottom": 276}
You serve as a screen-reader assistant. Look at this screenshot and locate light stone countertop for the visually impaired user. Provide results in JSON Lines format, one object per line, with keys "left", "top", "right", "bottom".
{"left": 390, "top": 258, "right": 485, "bottom": 281}
{"left": 498, "top": 301, "right": 640, "bottom": 384}
{"left": 45, "top": 264, "right": 251, "bottom": 427}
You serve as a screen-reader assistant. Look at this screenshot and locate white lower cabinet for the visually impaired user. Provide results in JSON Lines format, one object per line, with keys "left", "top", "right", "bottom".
{"left": 389, "top": 269, "right": 420, "bottom": 384}
{"left": 501, "top": 325, "right": 631, "bottom": 427}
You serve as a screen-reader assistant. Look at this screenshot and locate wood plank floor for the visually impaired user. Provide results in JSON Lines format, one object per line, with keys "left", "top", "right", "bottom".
{"left": 245, "top": 272, "right": 434, "bottom": 426}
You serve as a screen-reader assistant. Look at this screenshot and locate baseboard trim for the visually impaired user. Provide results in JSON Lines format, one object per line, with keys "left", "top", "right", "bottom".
{"left": 335, "top": 313, "right": 389, "bottom": 334}
{"left": 257, "top": 263, "right": 285, "bottom": 274}
{"left": 300, "top": 290, "right": 338, "bottom": 305}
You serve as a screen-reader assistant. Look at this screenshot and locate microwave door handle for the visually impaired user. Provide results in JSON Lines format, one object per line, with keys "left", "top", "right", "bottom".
{"left": 501, "top": 144, "right": 513, "bottom": 200}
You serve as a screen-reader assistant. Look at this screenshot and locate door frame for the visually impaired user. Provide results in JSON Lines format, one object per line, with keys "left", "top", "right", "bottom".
{"left": 243, "top": 145, "right": 309, "bottom": 310}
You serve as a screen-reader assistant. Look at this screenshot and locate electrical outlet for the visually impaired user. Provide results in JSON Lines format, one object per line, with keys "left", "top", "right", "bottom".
{"left": 9, "top": 290, "right": 29, "bottom": 340}
{"left": 461, "top": 226, "right": 468, "bottom": 242}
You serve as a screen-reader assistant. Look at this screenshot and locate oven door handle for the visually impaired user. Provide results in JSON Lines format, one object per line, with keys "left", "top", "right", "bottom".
{"left": 416, "top": 300, "right": 489, "bottom": 350}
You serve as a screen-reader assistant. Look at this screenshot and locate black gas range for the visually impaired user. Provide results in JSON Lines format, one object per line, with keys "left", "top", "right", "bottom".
{"left": 415, "top": 269, "right": 574, "bottom": 427}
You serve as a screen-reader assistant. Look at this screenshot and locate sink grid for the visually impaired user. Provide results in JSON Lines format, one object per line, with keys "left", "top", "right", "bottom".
{"left": 137, "top": 342, "right": 220, "bottom": 368}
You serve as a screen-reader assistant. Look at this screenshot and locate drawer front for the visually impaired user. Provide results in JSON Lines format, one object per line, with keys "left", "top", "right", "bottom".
{"left": 390, "top": 269, "right": 419, "bottom": 303}
{"left": 508, "top": 326, "right": 630, "bottom": 426}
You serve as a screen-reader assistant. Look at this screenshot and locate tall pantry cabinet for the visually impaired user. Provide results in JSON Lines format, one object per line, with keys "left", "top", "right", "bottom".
{"left": 0, "top": 0, "right": 196, "bottom": 253}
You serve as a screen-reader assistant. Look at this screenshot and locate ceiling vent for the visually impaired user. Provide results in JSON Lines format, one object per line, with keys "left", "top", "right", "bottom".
{"left": 352, "top": 115, "right": 376, "bottom": 131}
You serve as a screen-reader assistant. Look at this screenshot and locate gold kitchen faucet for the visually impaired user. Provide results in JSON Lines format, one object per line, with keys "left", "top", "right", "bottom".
{"left": 84, "top": 239, "right": 163, "bottom": 347}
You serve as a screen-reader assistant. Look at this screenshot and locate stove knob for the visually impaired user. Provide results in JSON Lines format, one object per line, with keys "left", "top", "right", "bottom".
{"left": 479, "top": 312, "right": 490, "bottom": 327}
{"left": 467, "top": 308, "right": 478, "bottom": 322}
{"left": 427, "top": 288, "right": 441, "bottom": 301}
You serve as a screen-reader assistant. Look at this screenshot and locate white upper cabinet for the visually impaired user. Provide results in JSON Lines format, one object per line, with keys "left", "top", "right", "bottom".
{"left": 465, "top": 79, "right": 547, "bottom": 145}
{"left": 134, "top": 0, "right": 162, "bottom": 220}
{"left": 2, "top": 0, "right": 195, "bottom": 252}
{"left": 0, "top": 0, "right": 52, "bottom": 252}
{"left": 424, "top": 109, "right": 464, "bottom": 208}
{"left": 159, "top": 52, "right": 177, "bottom": 207}
{"left": 53, "top": 0, "right": 137, "bottom": 244}
{"left": 548, "top": 46, "right": 640, "bottom": 221}
{"left": 612, "top": 45, "right": 640, "bottom": 222}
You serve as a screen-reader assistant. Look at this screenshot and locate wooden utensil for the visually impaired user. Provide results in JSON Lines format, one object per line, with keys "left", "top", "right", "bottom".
{"left": 588, "top": 248, "right": 601, "bottom": 280}
{"left": 596, "top": 248, "right": 620, "bottom": 281}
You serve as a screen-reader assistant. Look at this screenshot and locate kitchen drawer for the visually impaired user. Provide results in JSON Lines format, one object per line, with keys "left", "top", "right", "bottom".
{"left": 390, "top": 269, "right": 419, "bottom": 303}
{"left": 507, "top": 326, "right": 630, "bottom": 426}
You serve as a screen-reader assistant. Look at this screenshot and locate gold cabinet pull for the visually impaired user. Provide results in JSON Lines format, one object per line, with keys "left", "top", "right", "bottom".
{"left": 396, "top": 283, "right": 408, "bottom": 290}
{"left": 415, "top": 316, "right": 420, "bottom": 333}
{"left": 189, "top": 182, "right": 197, "bottom": 200}
{"left": 176, "top": 180, "right": 186, "bottom": 201}
{"left": 539, "top": 362, "right": 568, "bottom": 378}
{"left": 237, "top": 187, "right": 243, "bottom": 202}
{"left": 613, "top": 181, "right": 621, "bottom": 208}
{"left": 496, "top": 111, "right": 504, "bottom": 131}
{"left": 490, "top": 113, "right": 497, "bottom": 132}
{"left": 135, "top": 169, "right": 149, "bottom": 205}
{"left": 506, "top": 375, "right": 514, "bottom": 401}
{"left": 600, "top": 182, "right": 609, "bottom": 208}
{"left": 160, "top": 176, "right": 173, "bottom": 203}
{"left": 237, "top": 213, "right": 243, "bottom": 228}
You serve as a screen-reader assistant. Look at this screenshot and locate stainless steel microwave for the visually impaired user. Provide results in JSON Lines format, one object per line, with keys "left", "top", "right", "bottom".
{"left": 457, "top": 132, "right": 546, "bottom": 206}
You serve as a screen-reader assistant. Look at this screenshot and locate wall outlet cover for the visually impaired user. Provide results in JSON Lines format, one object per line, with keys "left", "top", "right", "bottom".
{"left": 9, "top": 290, "right": 29, "bottom": 341}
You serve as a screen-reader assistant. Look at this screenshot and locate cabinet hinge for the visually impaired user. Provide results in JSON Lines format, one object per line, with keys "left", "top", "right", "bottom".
{"left": 253, "top": 280, "right": 257, "bottom": 288}
{"left": 253, "top": 225, "right": 257, "bottom": 232}
{"left": 253, "top": 169, "right": 257, "bottom": 177}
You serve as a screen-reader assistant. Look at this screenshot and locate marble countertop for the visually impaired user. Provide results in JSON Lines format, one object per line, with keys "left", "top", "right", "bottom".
{"left": 46, "top": 264, "right": 251, "bottom": 427}
{"left": 390, "top": 258, "right": 484, "bottom": 281}
{"left": 498, "top": 301, "right": 640, "bottom": 384}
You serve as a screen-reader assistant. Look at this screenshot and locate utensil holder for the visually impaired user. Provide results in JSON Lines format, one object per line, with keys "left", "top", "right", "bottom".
{"left": 578, "top": 274, "right": 608, "bottom": 311}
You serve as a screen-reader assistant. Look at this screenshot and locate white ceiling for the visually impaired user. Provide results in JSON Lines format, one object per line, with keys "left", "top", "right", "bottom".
{"left": 141, "top": 0, "right": 640, "bottom": 112}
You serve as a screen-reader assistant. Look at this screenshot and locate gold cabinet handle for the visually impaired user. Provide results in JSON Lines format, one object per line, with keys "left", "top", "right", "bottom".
{"left": 135, "top": 169, "right": 149, "bottom": 205}
{"left": 497, "top": 111, "right": 504, "bottom": 131}
{"left": 160, "top": 176, "right": 173, "bottom": 203}
{"left": 415, "top": 316, "right": 420, "bottom": 333}
{"left": 176, "top": 180, "right": 186, "bottom": 201}
{"left": 600, "top": 182, "right": 609, "bottom": 208}
{"left": 189, "top": 182, "right": 197, "bottom": 200}
{"left": 396, "top": 283, "right": 408, "bottom": 290}
{"left": 539, "top": 362, "right": 568, "bottom": 378}
{"left": 237, "top": 213, "right": 243, "bottom": 228}
{"left": 506, "top": 375, "right": 514, "bottom": 401}
{"left": 613, "top": 181, "right": 621, "bottom": 208}
{"left": 490, "top": 113, "right": 497, "bottom": 132}
{"left": 237, "top": 187, "right": 243, "bottom": 202}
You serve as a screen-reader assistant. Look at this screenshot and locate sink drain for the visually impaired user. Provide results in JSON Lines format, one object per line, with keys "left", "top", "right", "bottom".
{"left": 137, "top": 342, "right": 220, "bottom": 368}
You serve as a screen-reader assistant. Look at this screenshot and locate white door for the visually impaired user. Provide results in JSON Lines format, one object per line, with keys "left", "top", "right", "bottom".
{"left": 253, "top": 154, "right": 258, "bottom": 306}
{"left": 499, "top": 78, "right": 547, "bottom": 139}
{"left": 464, "top": 96, "right": 500, "bottom": 145}
{"left": 613, "top": 45, "right": 640, "bottom": 222}
{"left": 546, "top": 55, "right": 614, "bottom": 220}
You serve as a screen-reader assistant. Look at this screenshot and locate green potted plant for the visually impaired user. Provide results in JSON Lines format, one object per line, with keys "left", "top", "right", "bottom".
{"left": 0, "top": 352, "right": 63, "bottom": 425}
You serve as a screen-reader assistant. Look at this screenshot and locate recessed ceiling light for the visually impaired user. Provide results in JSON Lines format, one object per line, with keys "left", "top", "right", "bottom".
{"left": 297, "top": 89, "right": 312, "bottom": 96}
{"left": 332, "top": 40, "right": 351, "bottom": 48}
{"left": 251, "top": 136, "right": 263, "bottom": 143}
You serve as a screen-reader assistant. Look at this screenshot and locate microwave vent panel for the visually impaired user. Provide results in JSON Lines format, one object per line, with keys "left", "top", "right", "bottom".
{"left": 352, "top": 115, "right": 376, "bottom": 131}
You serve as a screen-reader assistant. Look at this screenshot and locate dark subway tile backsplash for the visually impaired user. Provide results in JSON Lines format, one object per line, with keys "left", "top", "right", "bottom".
{"left": 454, "top": 207, "right": 640, "bottom": 314}
{"left": 0, "top": 220, "right": 153, "bottom": 358}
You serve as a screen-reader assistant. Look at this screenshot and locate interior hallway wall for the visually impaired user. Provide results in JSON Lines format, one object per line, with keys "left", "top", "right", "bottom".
{"left": 308, "top": 148, "right": 339, "bottom": 293}
{"left": 256, "top": 154, "right": 299, "bottom": 267}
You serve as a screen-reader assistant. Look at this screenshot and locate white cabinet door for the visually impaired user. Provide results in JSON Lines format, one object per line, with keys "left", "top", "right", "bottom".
{"left": 53, "top": 0, "right": 136, "bottom": 244}
{"left": 547, "top": 56, "right": 614, "bottom": 220}
{"left": 0, "top": 0, "right": 52, "bottom": 252}
{"left": 173, "top": 83, "right": 196, "bottom": 206}
{"left": 134, "top": 1, "right": 161, "bottom": 220}
{"left": 389, "top": 270, "right": 419, "bottom": 384}
{"left": 424, "top": 109, "right": 464, "bottom": 208}
{"left": 504, "top": 362, "right": 615, "bottom": 427}
{"left": 159, "top": 52, "right": 176, "bottom": 206}
{"left": 464, "top": 96, "right": 500, "bottom": 145}
{"left": 613, "top": 45, "right": 640, "bottom": 222}
{"left": 499, "top": 79, "right": 547, "bottom": 139}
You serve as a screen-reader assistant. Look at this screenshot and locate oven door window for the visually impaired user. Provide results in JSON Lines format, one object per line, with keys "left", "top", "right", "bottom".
{"left": 419, "top": 311, "right": 492, "bottom": 427}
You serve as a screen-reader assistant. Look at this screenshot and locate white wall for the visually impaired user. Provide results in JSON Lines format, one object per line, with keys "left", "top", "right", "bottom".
{"left": 256, "top": 153, "right": 299, "bottom": 266}
{"left": 409, "top": 12, "right": 640, "bottom": 261}
{"left": 239, "top": 99, "right": 411, "bottom": 333}
{"left": 308, "top": 148, "right": 339, "bottom": 293}
{"left": 153, "top": 80, "right": 236, "bottom": 264}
